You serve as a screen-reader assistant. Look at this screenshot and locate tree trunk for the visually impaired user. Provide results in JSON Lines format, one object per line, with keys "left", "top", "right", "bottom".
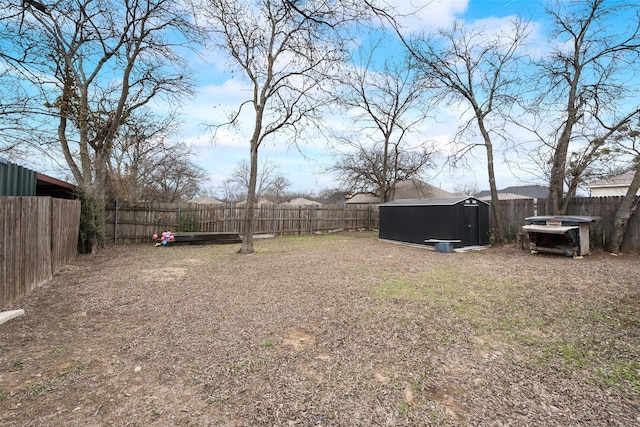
{"left": 239, "top": 143, "right": 259, "bottom": 254}
{"left": 486, "top": 147, "right": 506, "bottom": 243}
{"left": 477, "top": 115, "right": 505, "bottom": 243}
{"left": 380, "top": 135, "right": 390, "bottom": 203}
{"left": 608, "top": 167, "right": 640, "bottom": 254}
{"left": 78, "top": 185, "right": 105, "bottom": 254}
{"left": 546, "top": 67, "right": 582, "bottom": 215}
{"left": 547, "top": 128, "right": 573, "bottom": 215}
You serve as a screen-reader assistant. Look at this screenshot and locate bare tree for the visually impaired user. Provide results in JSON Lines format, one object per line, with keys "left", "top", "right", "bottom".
{"left": 453, "top": 182, "right": 480, "bottom": 197}
{"left": 330, "top": 142, "right": 436, "bottom": 200}
{"left": 222, "top": 159, "right": 291, "bottom": 203}
{"left": 108, "top": 114, "right": 207, "bottom": 203}
{"left": 1, "top": 0, "right": 200, "bottom": 253}
{"left": 403, "top": 18, "right": 530, "bottom": 242}
{"left": 145, "top": 154, "right": 208, "bottom": 203}
{"left": 336, "top": 43, "right": 434, "bottom": 203}
{"left": 203, "top": 0, "right": 368, "bottom": 253}
{"left": 107, "top": 111, "right": 176, "bottom": 203}
{"left": 0, "top": 73, "right": 36, "bottom": 159}
{"left": 533, "top": 0, "right": 640, "bottom": 215}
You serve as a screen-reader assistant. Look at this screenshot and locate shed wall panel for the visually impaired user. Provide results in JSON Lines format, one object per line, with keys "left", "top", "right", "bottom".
{"left": 379, "top": 198, "right": 490, "bottom": 247}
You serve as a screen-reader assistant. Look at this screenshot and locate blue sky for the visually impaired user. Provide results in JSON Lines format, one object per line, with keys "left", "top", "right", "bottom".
{"left": 178, "top": 0, "right": 551, "bottom": 197}
{"left": 170, "top": 0, "right": 603, "bottom": 197}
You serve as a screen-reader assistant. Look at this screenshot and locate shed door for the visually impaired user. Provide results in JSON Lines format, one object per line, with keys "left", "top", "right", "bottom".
{"left": 464, "top": 205, "right": 479, "bottom": 246}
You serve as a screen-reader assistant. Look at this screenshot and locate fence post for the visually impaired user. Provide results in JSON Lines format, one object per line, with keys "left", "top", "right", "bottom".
{"left": 273, "top": 204, "right": 277, "bottom": 235}
{"left": 114, "top": 199, "right": 119, "bottom": 243}
{"left": 309, "top": 205, "right": 315, "bottom": 234}
{"left": 177, "top": 202, "right": 181, "bottom": 232}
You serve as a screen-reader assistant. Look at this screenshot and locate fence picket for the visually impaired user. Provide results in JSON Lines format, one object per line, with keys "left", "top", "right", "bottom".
{"left": 1, "top": 197, "right": 80, "bottom": 309}
{"left": 105, "top": 197, "right": 640, "bottom": 253}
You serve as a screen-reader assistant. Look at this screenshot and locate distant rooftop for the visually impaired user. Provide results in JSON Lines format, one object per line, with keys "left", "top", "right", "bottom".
{"left": 475, "top": 185, "right": 548, "bottom": 199}
{"left": 586, "top": 171, "right": 635, "bottom": 188}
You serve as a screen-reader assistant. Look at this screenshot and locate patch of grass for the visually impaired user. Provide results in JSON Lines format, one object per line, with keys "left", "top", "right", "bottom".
{"left": 228, "top": 355, "right": 266, "bottom": 374}
{"left": 596, "top": 361, "right": 640, "bottom": 394}
{"left": 12, "top": 358, "right": 24, "bottom": 367}
{"left": 259, "top": 341, "right": 275, "bottom": 349}
{"left": 203, "top": 396, "right": 226, "bottom": 405}
{"left": 26, "top": 362, "right": 86, "bottom": 397}
{"left": 27, "top": 381, "right": 50, "bottom": 396}
{"left": 377, "top": 275, "right": 430, "bottom": 301}
{"left": 398, "top": 401, "right": 413, "bottom": 414}
{"left": 531, "top": 340, "right": 588, "bottom": 369}
{"left": 52, "top": 345, "right": 67, "bottom": 354}
{"left": 0, "top": 390, "right": 9, "bottom": 402}
{"left": 376, "top": 268, "right": 516, "bottom": 320}
{"left": 150, "top": 406, "right": 161, "bottom": 417}
{"left": 555, "top": 341, "right": 588, "bottom": 368}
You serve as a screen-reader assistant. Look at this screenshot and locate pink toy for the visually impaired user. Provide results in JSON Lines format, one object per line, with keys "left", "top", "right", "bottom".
{"left": 153, "top": 230, "right": 175, "bottom": 246}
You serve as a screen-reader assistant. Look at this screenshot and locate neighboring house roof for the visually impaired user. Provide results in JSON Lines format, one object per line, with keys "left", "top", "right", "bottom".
{"left": 346, "top": 179, "right": 455, "bottom": 204}
{"left": 588, "top": 171, "right": 635, "bottom": 187}
{"left": 236, "top": 198, "right": 274, "bottom": 206}
{"left": 478, "top": 192, "right": 534, "bottom": 201}
{"left": 381, "top": 196, "right": 489, "bottom": 207}
{"left": 281, "top": 197, "right": 322, "bottom": 206}
{"left": 188, "top": 196, "right": 223, "bottom": 205}
{"left": 585, "top": 171, "right": 638, "bottom": 197}
{"left": 391, "top": 178, "right": 455, "bottom": 200}
{"left": 475, "top": 185, "right": 548, "bottom": 199}
{"left": 345, "top": 193, "right": 379, "bottom": 204}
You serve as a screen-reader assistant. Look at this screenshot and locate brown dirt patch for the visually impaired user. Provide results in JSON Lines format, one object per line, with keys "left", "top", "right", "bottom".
{"left": 1, "top": 231, "right": 638, "bottom": 426}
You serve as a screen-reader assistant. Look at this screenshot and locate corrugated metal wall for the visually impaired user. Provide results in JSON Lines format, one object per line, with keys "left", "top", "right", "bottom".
{"left": 379, "top": 200, "right": 491, "bottom": 247}
{"left": 0, "top": 158, "right": 37, "bottom": 196}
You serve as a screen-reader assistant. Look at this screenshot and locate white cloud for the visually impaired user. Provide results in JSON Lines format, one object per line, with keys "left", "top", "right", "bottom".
{"left": 383, "top": 0, "right": 469, "bottom": 33}
{"left": 172, "top": 0, "right": 553, "bottom": 195}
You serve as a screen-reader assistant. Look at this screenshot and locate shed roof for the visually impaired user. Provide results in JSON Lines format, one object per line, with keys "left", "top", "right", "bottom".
{"left": 36, "top": 173, "right": 77, "bottom": 199}
{"left": 380, "top": 196, "right": 489, "bottom": 207}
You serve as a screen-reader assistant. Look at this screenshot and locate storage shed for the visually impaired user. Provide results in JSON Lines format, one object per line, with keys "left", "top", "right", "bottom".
{"left": 379, "top": 197, "right": 491, "bottom": 248}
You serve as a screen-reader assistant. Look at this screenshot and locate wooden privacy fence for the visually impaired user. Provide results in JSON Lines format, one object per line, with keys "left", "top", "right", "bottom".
{"left": 105, "top": 196, "right": 640, "bottom": 253}
{"left": 105, "top": 202, "right": 379, "bottom": 243}
{"left": 1, "top": 197, "right": 81, "bottom": 310}
{"left": 493, "top": 196, "right": 640, "bottom": 253}
{"left": 538, "top": 196, "right": 640, "bottom": 253}
{"left": 491, "top": 198, "right": 537, "bottom": 240}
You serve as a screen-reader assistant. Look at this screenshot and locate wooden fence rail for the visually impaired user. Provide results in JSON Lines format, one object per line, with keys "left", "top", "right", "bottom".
{"left": 105, "top": 202, "right": 379, "bottom": 244}
{"left": 106, "top": 196, "right": 640, "bottom": 253}
{"left": 538, "top": 196, "right": 640, "bottom": 253}
{"left": 1, "top": 197, "right": 81, "bottom": 310}
{"left": 489, "top": 196, "right": 640, "bottom": 253}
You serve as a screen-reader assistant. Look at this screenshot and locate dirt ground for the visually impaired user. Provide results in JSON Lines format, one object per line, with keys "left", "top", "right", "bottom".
{"left": 1, "top": 231, "right": 638, "bottom": 426}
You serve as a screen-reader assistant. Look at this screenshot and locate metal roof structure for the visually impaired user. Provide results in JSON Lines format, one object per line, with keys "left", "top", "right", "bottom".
{"left": 1, "top": 157, "right": 76, "bottom": 198}
{"left": 381, "top": 196, "right": 489, "bottom": 207}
